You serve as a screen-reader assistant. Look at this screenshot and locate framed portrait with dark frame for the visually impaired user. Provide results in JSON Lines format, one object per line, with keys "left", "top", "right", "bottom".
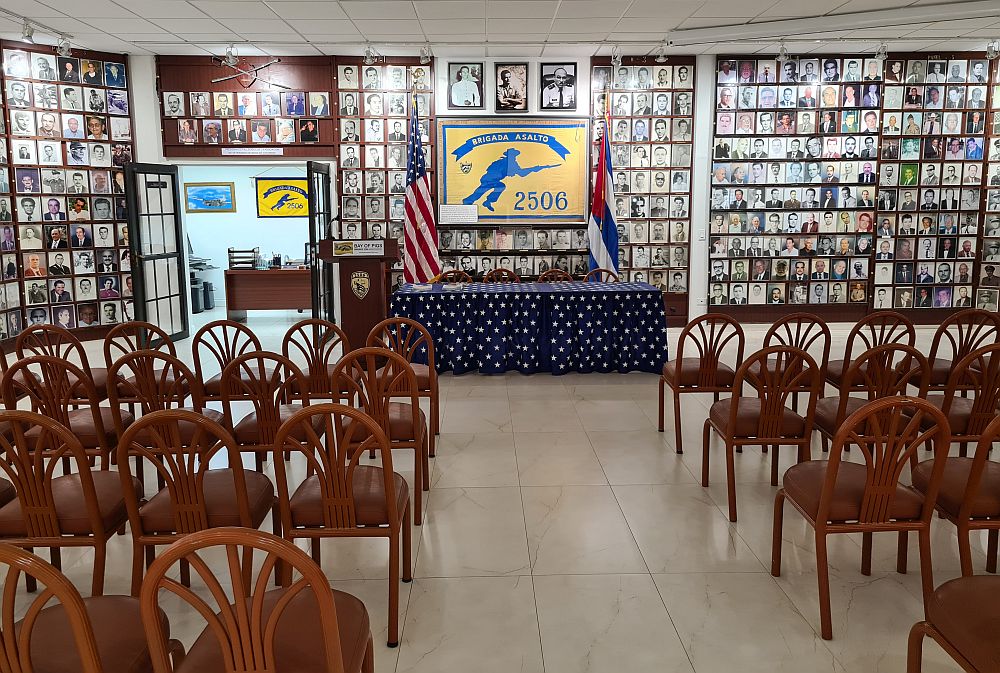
{"left": 539, "top": 63, "right": 577, "bottom": 111}
{"left": 495, "top": 63, "right": 528, "bottom": 112}
{"left": 447, "top": 62, "right": 484, "bottom": 110}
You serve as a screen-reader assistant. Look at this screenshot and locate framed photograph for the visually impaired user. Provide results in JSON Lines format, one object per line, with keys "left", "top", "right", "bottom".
{"left": 495, "top": 63, "right": 528, "bottom": 112}
{"left": 540, "top": 63, "right": 577, "bottom": 110}
{"left": 163, "top": 92, "right": 185, "bottom": 117}
{"left": 104, "top": 62, "right": 126, "bottom": 88}
{"left": 448, "top": 62, "right": 484, "bottom": 109}
{"left": 184, "top": 182, "right": 235, "bottom": 214}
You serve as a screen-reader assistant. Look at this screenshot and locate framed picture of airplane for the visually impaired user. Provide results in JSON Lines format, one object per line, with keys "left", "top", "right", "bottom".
{"left": 183, "top": 182, "right": 236, "bottom": 213}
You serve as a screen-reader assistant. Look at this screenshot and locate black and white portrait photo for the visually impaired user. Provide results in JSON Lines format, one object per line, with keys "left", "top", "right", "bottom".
{"left": 540, "top": 63, "right": 577, "bottom": 110}
{"left": 495, "top": 63, "right": 527, "bottom": 112}
{"left": 448, "top": 62, "right": 483, "bottom": 109}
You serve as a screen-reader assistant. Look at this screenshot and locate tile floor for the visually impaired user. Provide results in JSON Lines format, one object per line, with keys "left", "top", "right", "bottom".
{"left": 46, "top": 308, "right": 980, "bottom": 672}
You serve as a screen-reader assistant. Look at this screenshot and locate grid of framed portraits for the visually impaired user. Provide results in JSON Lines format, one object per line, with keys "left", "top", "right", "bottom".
{"left": 446, "top": 61, "right": 579, "bottom": 112}
{"left": 981, "top": 58, "right": 1000, "bottom": 312}
{"left": 0, "top": 46, "right": 135, "bottom": 336}
{"left": 437, "top": 226, "right": 592, "bottom": 278}
{"left": 878, "top": 55, "right": 991, "bottom": 309}
{"left": 336, "top": 58, "right": 433, "bottom": 276}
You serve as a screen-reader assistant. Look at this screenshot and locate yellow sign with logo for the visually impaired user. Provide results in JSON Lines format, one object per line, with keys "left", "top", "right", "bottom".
{"left": 437, "top": 119, "right": 589, "bottom": 223}
{"left": 254, "top": 177, "right": 309, "bottom": 218}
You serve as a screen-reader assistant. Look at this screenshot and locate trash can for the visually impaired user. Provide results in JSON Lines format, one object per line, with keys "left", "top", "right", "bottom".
{"left": 190, "top": 279, "right": 204, "bottom": 314}
{"left": 203, "top": 281, "right": 215, "bottom": 310}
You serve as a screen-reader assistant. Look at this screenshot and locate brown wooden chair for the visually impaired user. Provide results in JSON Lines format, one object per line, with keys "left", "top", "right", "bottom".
{"left": 438, "top": 269, "right": 472, "bottom": 282}
{"left": 103, "top": 321, "right": 176, "bottom": 368}
{"left": 825, "top": 310, "right": 916, "bottom": 389}
{"left": 3, "top": 356, "right": 133, "bottom": 469}
{"left": 658, "top": 314, "right": 746, "bottom": 454}
{"left": 748, "top": 312, "right": 830, "bottom": 411}
{"left": 814, "top": 344, "right": 929, "bottom": 449}
{"left": 0, "top": 541, "right": 180, "bottom": 673}
{"left": 140, "top": 527, "right": 374, "bottom": 673}
{"left": 584, "top": 268, "right": 619, "bottom": 282}
{"left": 772, "top": 396, "right": 950, "bottom": 640}
{"left": 16, "top": 324, "right": 111, "bottom": 403}
{"left": 907, "top": 575, "right": 1000, "bottom": 673}
{"left": 483, "top": 268, "right": 520, "bottom": 283}
{"left": 118, "top": 409, "right": 278, "bottom": 596}
{"left": 704, "top": 346, "right": 822, "bottom": 521}
{"left": 368, "top": 317, "right": 439, "bottom": 457}
{"left": 0, "top": 410, "right": 141, "bottom": 596}
{"left": 538, "top": 268, "right": 573, "bottom": 282}
{"left": 282, "top": 319, "right": 351, "bottom": 402}
{"left": 220, "top": 351, "right": 310, "bottom": 471}
{"left": 192, "top": 319, "right": 267, "bottom": 403}
{"left": 924, "top": 309, "right": 1000, "bottom": 392}
{"left": 333, "top": 348, "right": 428, "bottom": 525}
{"left": 273, "top": 404, "right": 411, "bottom": 647}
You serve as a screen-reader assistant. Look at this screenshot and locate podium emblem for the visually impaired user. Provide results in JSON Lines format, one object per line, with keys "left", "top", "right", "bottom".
{"left": 350, "top": 271, "right": 370, "bottom": 299}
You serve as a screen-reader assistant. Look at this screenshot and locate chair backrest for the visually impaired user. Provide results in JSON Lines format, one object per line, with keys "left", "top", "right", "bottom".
{"left": 674, "top": 314, "right": 746, "bottom": 387}
{"left": 842, "top": 310, "right": 916, "bottom": 364}
{"left": 103, "top": 321, "right": 175, "bottom": 369}
{"left": 958, "top": 415, "right": 1000, "bottom": 524}
{"left": 118, "top": 410, "right": 255, "bottom": 535}
{"left": 332, "top": 348, "right": 419, "bottom": 437}
{"left": 732, "top": 346, "right": 822, "bottom": 437}
{"left": 842, "top": 344, "right": 929, "bottom": 400}
{"left": 438, "top": 269, "right": 472, "bottom": 283}
{"left": 367, "top": 317, "right": 435, "bottom": 378}
{"left": 0, "top": 410, "right": 107, "bottom": 539}
{"left": 16, "top": 324, "right": 94, "bottom": 376}
{"left": 483, "top": 268, "right": 520, "bottom": 283}
{"left": 108, "top": 350, "right": 201, "bottom": 412}
{"left": 273, "top": 404, "right": 399, "bottom": 531}
{"left": 584, "top": 268, "right": 620, "bottom": 283}
{"left": 928, "top": 309, "right": 1000, "bottom": 365}
{"left": 538, "top": 269, "right": 573, "bottom": 282}
{"left": 823, "top": 397, "right": 950, "bottom": 525}
{"left": 192, "top": 320, "right": 263, "bottom": 383}
{"left": 761, "top": 312, "right": 832, "bottom": 373}
{"left": 220, "top": 352, "right": 307, "bottom": 446}
{"left": 941, "top": 344, "right": 1000, "bottom": 437}
{"left": 282, "top": 319, "right": 350, "bottom": 399}
{"left": 0, "top": 542, "right": 104, "bottom": 672}
{"left": 140, "top": 528, "right": 348, "bottom": 673}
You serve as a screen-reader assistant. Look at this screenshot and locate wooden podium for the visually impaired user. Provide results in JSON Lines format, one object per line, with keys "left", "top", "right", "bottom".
{"left": 318, "top": 239, "right": 400, "bottom": 350}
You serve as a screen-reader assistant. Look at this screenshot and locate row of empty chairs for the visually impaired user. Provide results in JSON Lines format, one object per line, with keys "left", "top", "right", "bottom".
{"left": 437, "top": 267, "right": 620, "bottom": 283}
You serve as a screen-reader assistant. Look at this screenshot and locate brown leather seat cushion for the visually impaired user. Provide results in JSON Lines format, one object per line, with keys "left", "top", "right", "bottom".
{"left": 662, "top": 358, "right": 735, "bottom": 388}
{"left": 25, "top": 407, "right": 134, "bottom": 449}
{"left": 825, "top": 358, "right": 849, "bottom": 386}
{"left": 70, "top": 367, "right": 109, "bottom": 400}
{"left": 925, "top": 576, "right": 1000, "bottom": 671}
{"left": 928, "top": 357, "right": 958, "bottom": 385}
{"left": 709, "top": 398, "right": 806, "bottom": 438}
{"left": 0, "top": 471, "right": 142, "bottom": 536}
{"left": 783, "top": 460, "right": 924, "bottom": 522}
{"left": 131, "top": 408, "right": 224, "bottom": 446}
{"left": 290, "top": 465, "right": 408, "bottom": 527}
{"left": 921, "top": 395, "right": 976, "bottom": 435}
{"left": 912, "top": 457, "right": 1000, "bottom": 519}
{"left": 22, "top": 595, "right": 168, "bottom": 673}
{"left": 376, "top": 363, "right": 431, "bottom": 391}
{"left": 813, "top": 396, "right": 868, "bottom": 435}
{"left": 233, "top": 404, "right": 324, "bottom": 444}
{"left": 138, "top": 468, "right": 274, "bottom": 533}
{"left": 175, "top": 587, "right": 371, "bottom": 673}
{"left": 203, "top": 366, "right": 279, "bottom": 397}
{"left": 341, "top": 402, "right": 426, "bottom": 443}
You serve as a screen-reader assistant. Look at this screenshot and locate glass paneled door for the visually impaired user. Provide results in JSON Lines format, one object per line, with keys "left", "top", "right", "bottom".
{"left": 307, "top": 161, "right": 335, "bottom": 322}
{"left": 125, "top": 163, "right": 189, "bottom": 341}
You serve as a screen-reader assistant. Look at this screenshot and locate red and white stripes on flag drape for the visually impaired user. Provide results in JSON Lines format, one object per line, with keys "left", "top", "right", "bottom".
{"left": 403, "top": 91, "right": 441, "bottom": 283}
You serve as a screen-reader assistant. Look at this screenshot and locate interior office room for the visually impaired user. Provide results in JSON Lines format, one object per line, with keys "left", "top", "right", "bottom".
{"left": 0, "top": 1, "right": 998, "bottom": 672}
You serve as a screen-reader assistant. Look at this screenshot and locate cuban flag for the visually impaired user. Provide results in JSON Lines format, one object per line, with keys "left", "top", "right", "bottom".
{"left": 587, "top": 114, "right": 619, "bottom": 274}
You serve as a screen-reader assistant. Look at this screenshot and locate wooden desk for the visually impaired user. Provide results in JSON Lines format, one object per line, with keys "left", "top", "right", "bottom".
{"left": 224, "top": 269, "right": 311, "bottom": 322}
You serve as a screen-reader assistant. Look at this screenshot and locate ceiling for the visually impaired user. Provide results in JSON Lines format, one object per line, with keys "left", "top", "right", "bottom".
{"left": 0, "top": 0, "right": 998, "bottom": 57}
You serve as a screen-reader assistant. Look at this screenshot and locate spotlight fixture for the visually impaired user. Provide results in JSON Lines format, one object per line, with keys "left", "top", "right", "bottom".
{"left": 419, "top": 43, "right": 432, "bottom": 65}
{"left": 610, "top": 44, "right": 622, "bottom": 69}
{"left": 654, "top": 43, "right": 668, "bottom": 63}
{"left": 21, "top": 21, "right": 34, "bottom": 44}
{"left": 875, "top": 42, "right": 888, "bottom": 61}
{"left": 363, "top": 44, "right": 380, "bottom": 66}
{"left": 776, "top": 41, "right": 789, "bottom": 63}
{"left": 988, "top": 39, "right": 1000, "bottom": 61}
{"left": 223, "top": 43, "right": 239, "bottom": 66}
{"left": 56, "top": 36, "right": 72, "bottom": 57}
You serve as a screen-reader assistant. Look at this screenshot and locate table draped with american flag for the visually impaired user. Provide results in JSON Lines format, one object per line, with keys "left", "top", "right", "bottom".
{"left": 390, "top": 282, "right": 669, "bottom": 375}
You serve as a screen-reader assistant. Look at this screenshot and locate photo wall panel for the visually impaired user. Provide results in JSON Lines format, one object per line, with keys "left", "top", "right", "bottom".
{"left": 0, "top": 43, "right": 136, "bottom": 338}
{"left": 981, "top": 58, "right": 1000, "bottom": 311}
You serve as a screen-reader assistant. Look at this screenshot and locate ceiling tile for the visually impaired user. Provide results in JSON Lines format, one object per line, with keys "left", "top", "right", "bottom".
{"left": 430, "top": 44, "right": 485, "bottom": 56}
{"left": 415, "top": 1, "right": 486, "bottom": 19}
{"left": 624, "top": 0, "right": 704, "bottom": 17}
{"left": 224, "top": 18, "right": 297, "bottom": 33}
{"left": 44, "top": 0, "right": 130, "bottom": 17}
{"left": 540, "top": 44, "right": 597, "bottom": 56}
{"left": 547, "top": 17, "right": 618, "bottom": 33}
{"left": 487, "top": 1, "right": 558, "bottom": 19}
{"left": 606, "top": 32, "right": 672, "bottom": 41}
{"left": 263, "top": 1, "right": 348, "bottom": 19}
{"left": 132, "top": 42, "right": 210, "bottom": 54}
{"left": 544, "top": 32, "right": 611, "bottom": 41}
{"left": 259, "top": 43, "right": 323, "bottom": 55}
{"left": 554, "top": 1, "right": 623, "bottom": 18}
{"left": 352, "top": 19, "right": 424, "bottom": 33}
{"left": 316, "top": 44, "right": 365, "bottom": 55}
{"left": 198, "top": 42, "right": 271, "bottom": 55}
{"left": 488, "top": 33, "right": 549, "bottom": 41}
{"left": 11, "top": 0, "right": 70, "bottom": 17}
{"left": 827, "top": 0, "right": 915, "bottom": 12}
{"left": 487, "top": 18, "right": 543, "bottom": 32}
{"left": 486, "top": 44, "right": 541, "bottom": 56}
{"left": 170, "top": 32, "right": 241, "bottom": 40}
{"left": 81, "top": 17, "right": 167, "bottom": 33}
{"left": 675, "top": 16, "right": 746, "bottom": 29}
{"left": 112, "top": 1, "right": 207, "bottom": 18}
{"left": 288, "top": 19, "right": 360, "bottom": 34}
{"left": 420, "top": 19, "right": 485, "bottom": 33}
{"left": 614, "top": 17, "right": 685, "bottom": 31}
{"left": 151, "top": 17, "right": 230, "bottom": 32}
{"left": 26, "top": 17, "right": 84, "bottom": 32}
{"left": 190, "top": 1, "right": 279, "bottom": 18}
{"left": 693, "top": 0, "right": 782, "bottom": 17}
{"left": 340, "top": 1, "right": 418, "bottom": 19}
{"left": 363, "top": 33, "right": 426, "bottom": 41}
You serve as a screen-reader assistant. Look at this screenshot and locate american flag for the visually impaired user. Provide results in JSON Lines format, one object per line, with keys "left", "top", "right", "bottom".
{"left": 403, "top": 92, "right": 441, "bottom": 282}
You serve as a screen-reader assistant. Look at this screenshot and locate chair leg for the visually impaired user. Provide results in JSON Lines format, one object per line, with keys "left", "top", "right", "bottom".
{"left": 917, "top": 528, "right": 935, "bottom": 607}
{"left": 771, "top": 489, "right": 786, "bottom": 576}
{"left": 957, "top": 525, "right": 974, "bottom": 577}
{"left": 131, "top": 542, "right": 144, "bottom": 597}
{"left": 403, "top": 501, "right": 413, "bottom": 583}
{"left": 987, "top": 529, "right": 998, "bottom": 574}
{"left": 388, "top": 529, "right": 400, "bottom": 647}
{"left": 815, "top": 531, "right": 833, "bottom": 640}
{"left": 92, "top": 542, "right": 107, "bottom": 597}
{"left": 958, "top": 442, "right": 968, "bottom": 458}
{"left": 658, "top": 378, "right": 665, "bottom": 432}
{"left": 311, "top": 538, "right": 321, "bottom": 566}
{"left": 725, "top": 440, "right": 738, "bottom": 523}
{"left": 363, "top": 636, "right": 375, "bottom": 673}
{"left": 49, "top": 547, "right": 61, "bottom": 571}
{"left": 413, "top": 450, "right": 423, "bottom": 526}
{"left": 180, "top": 559, "right": 191, "bottom": 587}
{"left": 897, "top": 531, "right": 909, "bottom": 574}
{"left": 701, "top": 420, "right": 711, "bottom": 487}
{"left": 769, "top": 444, "right": 779, "bottom": 487}
{"left": 861, "top": 532, "right": 873, "bottom": 575}
{"left": 673, "top": 388, "right": 683, "bottom": 454}
{"left": 421, "top": 433, "right": 430, "bottom": 492}
{"left": 271, "top": 503, "right": 283, "bottom": 586}
{"left": 906, "top": 623, "right": 926, "bottom": 673}
{"left": 25, "top": 547, "right": 36, "bottom": 593}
